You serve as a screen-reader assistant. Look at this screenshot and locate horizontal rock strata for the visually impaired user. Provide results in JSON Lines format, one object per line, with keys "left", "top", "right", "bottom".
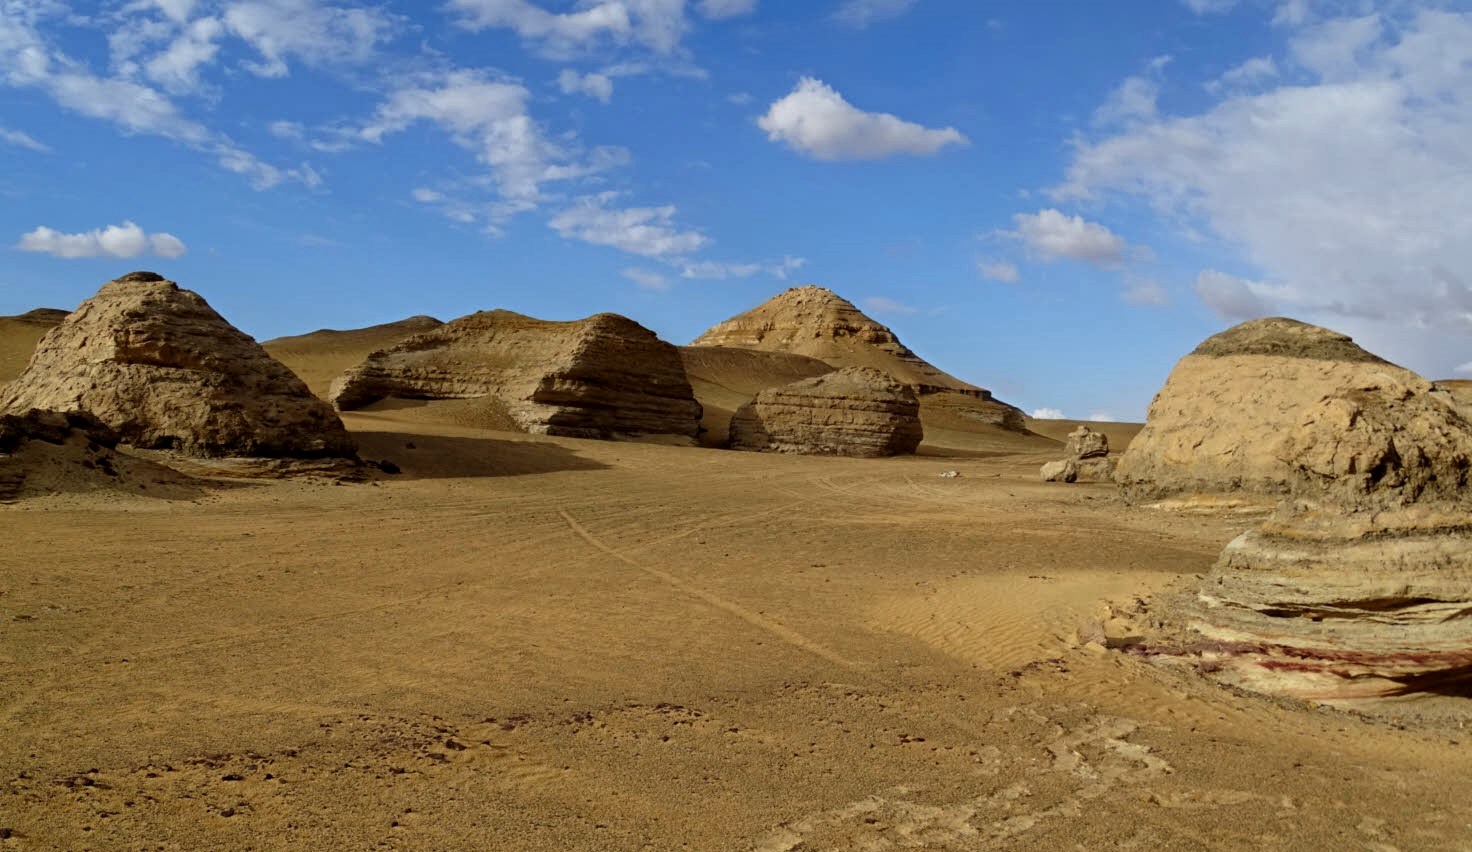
{"left": 0, "top": 272, "right": 355, "bottom": 459}
{"left": 330, "top": 310, "right": 701, "bottom": 442}
{"left": 728, "top": 367, "right": 922, "bottom": 457}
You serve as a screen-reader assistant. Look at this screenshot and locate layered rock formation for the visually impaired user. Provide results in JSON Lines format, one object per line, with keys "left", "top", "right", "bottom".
{"left": 1130, "top": 319, "right": 1472, "bottom": 703}
{"left": 728, "top": 367, "right": 922, "bottom": 457}
{"left": 0, "top": 273, "right": 355, "bottom": 459}
{"left": 677, "top": 346, "right": 834, "bottom": 448}
{"left": 330, "top": 310, "right": 701, "bottom": 442}
{"left": 690, "top": 286, "right": 1026, "bottom": 431}
{"left": 1041, "top": 425, "right": 1116, "bottom": 483}
{"left": 1115, "top": 317, "right": 1438, "bottom": 505}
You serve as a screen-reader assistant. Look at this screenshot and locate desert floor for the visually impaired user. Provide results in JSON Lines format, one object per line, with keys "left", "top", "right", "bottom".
{"left": 3, "top": 411, "right": 1470, "bottom": 851}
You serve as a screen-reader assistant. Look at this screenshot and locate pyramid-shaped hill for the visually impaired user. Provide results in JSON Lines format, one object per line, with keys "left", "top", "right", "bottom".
{"left": 0, "top": 308, "right": 69, "bottom": 385}
{"left": 329, "top": 309, "right": 702, "bottom": 442}
{"left": 0, "top": 272, "right": 356, "bottom": 459}
{"left": 262, "top": 315, "right": 444, "bottom": 399}
{"left": 689, "top": 286, "right": 1026, "bottom": 433}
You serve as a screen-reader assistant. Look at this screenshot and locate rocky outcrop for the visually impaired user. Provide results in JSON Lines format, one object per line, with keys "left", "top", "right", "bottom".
{"left": 690, "top": 286, "right": 1025, "bottom": 431}
{"left": 728, "top": 367, "right": 922, "bottom": 457}
{"left": 0, "top": 409, "right": 118, "bottom": 454}
{"left": 1127, "top": 320, "right": 1472, "bottom": 704}
{"left": 330, "top": 310, "right": 701, "bottom": 442}
{"left": 262, "top": 315, "right": 445, "bottom": 399}
{"left": 1115, "top": 317, "right": 1447, "bottom": 505}
{"left": 1040, "top": 425, "right": 1116, "bottom": 483}
{"left": 0, "top": 407, "right": 203, "bottom": 501}
{"left": 1191, "top": 504, "right": 1472, "bottom": 702}
{"left": 0, "top": 273, "right": 355, "bottom": 459}
{"left": 677, "top": 345, "right": 835, "bottom": 448}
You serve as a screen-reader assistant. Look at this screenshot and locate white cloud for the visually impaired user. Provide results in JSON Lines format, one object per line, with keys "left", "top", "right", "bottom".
{"left": 1213, "top": 55, "right": 1278, "bottom": 90}
{"left": 361, "top": 70, "right": 560, "bottom": 204}
{"left": 1094, "top": 76, "right": 1159, "bottom": 126}
{"left": 758, "top": 77, "right": 967, "bottom": 160}
{"left": 680, "top": 255, "right": 805, "bottom": 280}
{"left": 549, "top": 192, "right": 707, "bottom": 257}
{"left": 1123, "top": 277, "right": 1169, "bottom": 306}
{"left": 697, "top": 0, "right": 756, "bottom": 19}
{"left": 445, "top": 0, "right": 689, "bottom": 57}
{"left": 1056, "top": 8, "right": 1472, "bottom": 376}
{"left": 558, "top": 68, "right": 613, "bottom": 102}
{"left": 833, "top": 0, "right": 917, "bottom": 28}
{"left": 1194, "top": 270, "right": 1274, "bottom": 320}
{"left": 1087, "top": 410, "right": 1117, "bottom": 423}
{"left": 1030, "top": 407, "right": 1066, "bottom": 420}
{"left": 144, "top": 16, "right": 223, "bottom": 93}
{"left": 16, "top": 221, "right": 187, "bottom": 259}
{"left": 622, "top": 267, "right": 669, "bottom": 290}
{"left": 0, "top": 125, "right": 48, "bottom": 152}
{"left": 862, "top": 296, "right": 917, "bottom": 316}
{"left": 222, "top": 0, "right": 399, "bottom": 78}
{"left": 977, "top": 260, "right": 1020, "bottom": 282}
{"left": 1009, "top": 209, "right": 1128, "bottom": 266}
{"left": 1181, "top": 0, "right": 1237, "bottom": 13}
{"left": 726, "top": 91, "right": 752, "bottom": 105}
{"left": 1454, "top": 362, "right": 1472, "bottom": 376}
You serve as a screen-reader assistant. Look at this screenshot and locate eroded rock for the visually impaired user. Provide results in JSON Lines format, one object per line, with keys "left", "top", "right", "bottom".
{"left": 330, "top": 309, "right": 701, "bottom": 442}
{"left": 0, "top": 273, "right": 355, "bottom": 458}
{"left": 728, "top": 366, "right": 922, "bottom": 457}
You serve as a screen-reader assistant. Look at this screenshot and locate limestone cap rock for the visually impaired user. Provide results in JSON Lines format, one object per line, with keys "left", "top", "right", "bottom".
{"left": 728, "top": 366, "right": 923, "bottom": 457}
{"left": 0, "top": 272, "right": 356, "bottom": 458}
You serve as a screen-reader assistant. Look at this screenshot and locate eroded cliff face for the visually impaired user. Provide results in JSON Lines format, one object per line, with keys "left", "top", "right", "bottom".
{"left": 0, "top": 272, "right": 355, "bottom": 459}
{"left": 728, "top": 366, "right": 922, "bottom": 458}
{"left": 330, "top": 309, "right": 702, "bottom": 442}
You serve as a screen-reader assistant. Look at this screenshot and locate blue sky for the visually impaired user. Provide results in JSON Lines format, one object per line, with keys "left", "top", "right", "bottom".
{"left": 2, "top": 0, "right": 1470, "bottom": 420}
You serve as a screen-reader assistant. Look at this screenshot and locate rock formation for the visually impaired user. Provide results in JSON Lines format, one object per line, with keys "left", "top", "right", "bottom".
{"left": 1115, "top": 317, "right": 1446, "bottom": 505}
{"left": 0, "top": 273, "right": 356, "bottom": 459}
{"left": 1040, "top": 425, "right": 1116, "bottom": 483}
{"left": 677, "top": 345, "right": 834, "bottom": 448}
{"left": 1127, "top": 319, "right": 1472, "bottom": 703}
{"left": 330, "top": 310, "right": 702, "bottom": 442}
{"left": 728, "top": 366, "right": 922, "bottom": 457}
{"left": 690, "top": 286, "right": 1026, "bottom": 431}
{"left": 0, "top": 408, "right": 201, "bottom": 501}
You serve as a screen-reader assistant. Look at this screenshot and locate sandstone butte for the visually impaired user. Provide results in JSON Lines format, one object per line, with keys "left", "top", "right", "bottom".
{"left": 0, "top": 272, "right": 356, "bottom": 459}
{"left": 329, "top": 309, "right": 702, "bottom": 442}
{"left": 728, "top": 366, "right": 924, "bottom": 458}
{"left": 688, "top": 285, "right": 1026, "bottom": 431}
{"left": 1128, "top": 318, "right": 1472, "bottom": 704}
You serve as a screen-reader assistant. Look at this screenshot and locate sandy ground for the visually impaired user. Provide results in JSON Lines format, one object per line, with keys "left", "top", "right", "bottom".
{"left": 3, "top": 407, "right": 1470, "bottom": 851}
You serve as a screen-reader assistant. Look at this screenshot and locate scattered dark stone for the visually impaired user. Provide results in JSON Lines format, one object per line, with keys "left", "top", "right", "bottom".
{"left": 443, "top": 739, "right": 467, "bottom": 751}
{"left": 221, "top": 774, "right": 244, "bottom": 782}
{"left": 220, "top": 807, "right": 236, "bottom": 818}
{"left": 404, "top": 442, "right": 416, "bottom": 450}
{"left": 375, "top": 459, "right": 401, "bottom": 474}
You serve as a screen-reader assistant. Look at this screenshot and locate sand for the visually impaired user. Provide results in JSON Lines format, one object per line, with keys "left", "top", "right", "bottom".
{"left": 3, "top": 403, "right": 1469, "bottom": 850}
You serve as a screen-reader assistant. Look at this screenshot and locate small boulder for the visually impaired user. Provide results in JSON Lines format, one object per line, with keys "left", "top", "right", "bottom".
{"left": 1065, "top": 425, "right": 1108, "bottom": 459}
{"left": 1040, "top": 459, "right": 1078, "bottom": 483}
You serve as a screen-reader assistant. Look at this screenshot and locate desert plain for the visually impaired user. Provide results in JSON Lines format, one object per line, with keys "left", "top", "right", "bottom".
{"left": 2, "top": 287, "right": 1470, "bottom": 851}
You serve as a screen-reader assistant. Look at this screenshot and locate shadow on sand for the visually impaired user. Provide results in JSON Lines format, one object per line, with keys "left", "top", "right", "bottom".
{"left": 352, "top": 430, "right": 611, "bottom": 479}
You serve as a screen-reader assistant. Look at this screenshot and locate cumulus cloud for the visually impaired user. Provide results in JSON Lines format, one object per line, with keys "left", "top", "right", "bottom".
{"left": 446, "top": 0, "right": 689, "bottom": 57}
{"left": 1008, "top": 209, "right": 1129, "bottom": 266}
{"left": 1454, "top": 362, "right": 1472, "bottom": 376}
{"left": 622, "top": 267, "right": 669, "bottom": 290}
{"left": 558, "top": 68, "right": 614, "bottom": 102}
{"left": 977, "top": 260, "right": 1020, "bottom": 282}
{"left": 1030, "top": 407, "right": 1066, "bottom": 420}
{"left": 549, "top": 192, "right": 707, "bottom": 257}
{"left": 833, "top": 0, "right": 918, "bottom": 28}
{"left": 17, "top": 221, "right": 188, "bottom": 259}
{"left": 1087, "top": 410, "right": 1117, "bottom": 423}
{"left": 1123, "top": 277, "right": 1169, "bottom": 306}
{"left": 698, "top": 0, "right": 757, "bottom": 19}
{"left": 680, "top": 255, "right": 805, "bottom": 280}
{"left": 1212, "top": 55, "right": 1278, "bottom": 90}
{"left": 1056, "top": 8, "right": 1472, "bottom": 376}
{"left": 758, "top": 77, "right": 967, "bottom": 160}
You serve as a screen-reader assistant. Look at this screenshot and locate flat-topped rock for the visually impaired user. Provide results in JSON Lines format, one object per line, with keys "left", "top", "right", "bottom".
{"left": 329, "top": 309, "right": 701, "bottom": 442}
{"left": 0, "top": 273, "right": 355, "bottom": 458}
{"left": 728, "top": 366, "right": 922, "bottom": 457}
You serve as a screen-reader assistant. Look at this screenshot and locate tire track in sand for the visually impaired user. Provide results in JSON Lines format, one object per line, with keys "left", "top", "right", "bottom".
{"left": 558, "top": 509, "right": 860, "bottom": 671}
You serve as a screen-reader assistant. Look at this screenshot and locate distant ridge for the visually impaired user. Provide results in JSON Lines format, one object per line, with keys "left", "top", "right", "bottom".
{"left": 262, "top": 315, "right": 445, "bottom": 399}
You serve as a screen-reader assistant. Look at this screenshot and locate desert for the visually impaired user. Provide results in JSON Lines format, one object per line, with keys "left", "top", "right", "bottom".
{"left": 2, "top": 273, "right": 1470, "bottom": 851}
